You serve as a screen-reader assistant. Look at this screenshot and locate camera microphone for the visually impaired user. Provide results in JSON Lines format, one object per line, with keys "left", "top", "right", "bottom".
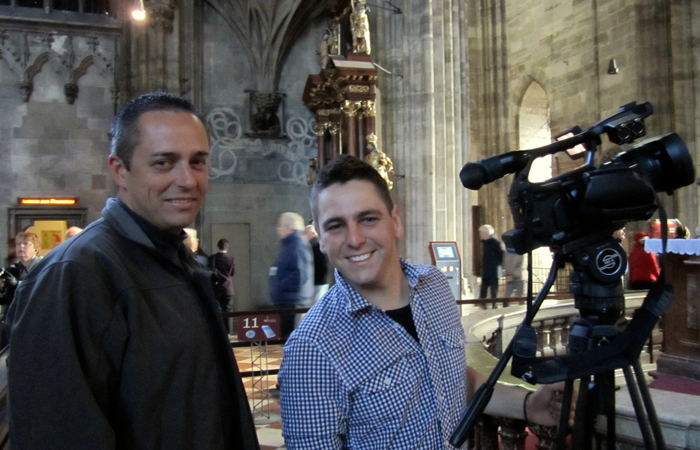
{"left": 460, "top": 150, "right": 531, "bottom": 190}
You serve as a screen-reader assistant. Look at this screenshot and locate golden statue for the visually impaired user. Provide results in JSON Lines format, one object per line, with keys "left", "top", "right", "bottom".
{"left": 364, "top": 136, "right": 393, "bottom": 189}
{"left": 350, "top": 0, "right": 371, "bottom": 55}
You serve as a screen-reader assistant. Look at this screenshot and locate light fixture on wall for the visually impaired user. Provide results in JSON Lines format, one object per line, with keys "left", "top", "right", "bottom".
{"left": 132, "top": 0, "right": 146, "bottom": 20}
{"left": 607, "top": 58, "right": 619, "bottom": 75}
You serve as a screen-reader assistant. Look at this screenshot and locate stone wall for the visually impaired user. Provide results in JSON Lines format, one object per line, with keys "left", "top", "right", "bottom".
{"left": 469, "top": 0, "right": 700, "bottom": 243}
{"left": 0, "top": 20, "right": 119, "bottom": 261}
{"left": 198, "top": 3, "right": 326, "bottom": 308}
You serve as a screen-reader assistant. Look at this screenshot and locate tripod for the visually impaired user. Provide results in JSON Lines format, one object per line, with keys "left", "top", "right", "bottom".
{"left": 450, "top": 235, "right": 672, "bottom": 450}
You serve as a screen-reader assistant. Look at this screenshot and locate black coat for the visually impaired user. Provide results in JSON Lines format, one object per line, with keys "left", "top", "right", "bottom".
{"left": 6, "top": 198, "right": 259, "bottom": 450}
{"left": 481, "top": 237, "right": 503, "bottom": 279}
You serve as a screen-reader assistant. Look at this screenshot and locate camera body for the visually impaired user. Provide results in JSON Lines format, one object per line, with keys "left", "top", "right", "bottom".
{"left": 461, "top": 102, "right": 695, "bottom": 256}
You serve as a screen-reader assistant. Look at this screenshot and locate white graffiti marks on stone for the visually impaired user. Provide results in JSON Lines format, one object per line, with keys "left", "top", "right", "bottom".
{"left": 206, "top": 108, "right": 316, "bottom": 184}
{"left": 207, "top": 107, "right": 244, "bottom": 179}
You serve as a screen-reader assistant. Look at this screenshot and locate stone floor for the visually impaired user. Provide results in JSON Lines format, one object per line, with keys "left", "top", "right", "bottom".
{"left": 233, "top": 344, "right": 285, "bottom": 449}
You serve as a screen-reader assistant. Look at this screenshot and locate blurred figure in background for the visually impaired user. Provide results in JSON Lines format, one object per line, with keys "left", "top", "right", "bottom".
{"left": 184, "top": 228, "right": 209, "bottom": 266}
{"left": 1, "top": 232, "right": 42, "bottom": 348}
{"left": 627, "top": 232, "right": 660, "bottom": 290}
{"left": 209, "top": 238, "right": 236, "bottom": 333}
{"left": 675, "top": 225, "right": 690, "bottom": 239}
{"left": 270, "top": 212, "right": 314, "bottom": 338}
{"left": 0, "top": 232, "right": 42, "bottom": 310}
{"left": 502, "top": 249, "right": 524, "bottom": 304}
{"left": 65, "top": 226, "right": 83, "bottom": 240}
{"left": 479, "top": 224, "right": 503, "bottom": 308}
{"left": 303, "top": 224, "right": 329, "bottom": 305}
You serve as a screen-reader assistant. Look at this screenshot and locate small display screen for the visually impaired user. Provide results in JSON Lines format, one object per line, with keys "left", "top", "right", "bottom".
{"left": 436, "top": 246, "right": 455, "bottom": 259}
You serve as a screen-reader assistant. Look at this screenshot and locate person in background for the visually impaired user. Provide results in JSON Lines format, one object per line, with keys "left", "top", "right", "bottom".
{"left": 612, "top": 227, "right": 626, "bottom": 243}
{"left": 185, "top": 227, "right": 209, "bottom": 266}
{"left": 627, "top": 232, "right": 660, "bottom": 290}
{"left": 303, "top": 224, "right": 329, "bottom": 305}
{"left": 6, "top": 92, "right": 258, "bottom": 450}
{"left": 479, "top": 224, "right": 503, "bottom": 308}
{"left": 502, "top": 249, "right": 524, "bottom": 304}
{"left": 0, "top": 232, "right": 42, "bottom": 310}
{"left": 675, "top": 225, "right": 690, "bottom": 239}
{"left": 270, "top": 212, "right": 314, "bottom": 338}
{"left": 210, "top": 238, "right": 236, "bottom": 333}
{"left": 0, "top": 232, "right": 42, "bottom": 348}
{"left": 65, "top": 226, "right": 83, "bottom": 240}
{"left": 279, "top": 155, "right": 566, "bottom": 449}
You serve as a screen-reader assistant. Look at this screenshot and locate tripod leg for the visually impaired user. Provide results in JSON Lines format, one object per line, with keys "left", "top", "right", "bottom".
{"left": 572, "top": 376, "right": 592, "bottom": 450}
{"left": 632, "top": 360, "right": 667, "bottom": 450}
{"left": 556, "top": 379, "right": 575, "bottom": 450}
{"left": 622, "top": 365, "right": 657, "bottom": 450}
{"left": 598, "top": 372, "right": 616, "bottom": 450}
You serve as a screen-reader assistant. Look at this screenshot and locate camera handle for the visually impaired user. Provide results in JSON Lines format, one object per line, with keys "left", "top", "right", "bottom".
{"left": 449, "top": 254, "right": 562, "bottom": 447}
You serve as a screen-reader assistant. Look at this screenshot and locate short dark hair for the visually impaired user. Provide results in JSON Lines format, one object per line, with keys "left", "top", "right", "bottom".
{"left": 309, "top": 155, "right": 393, "bottom": 221}
{"left": 110, "top": 92, "right": 204, "bottom": 170}
{"left": 217, "top": 238, "right": 229, "bottom": 251}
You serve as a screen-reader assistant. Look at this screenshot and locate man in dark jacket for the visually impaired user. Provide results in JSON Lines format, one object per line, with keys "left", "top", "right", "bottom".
{"left": 479, "top": 224, "right": 503, "bottom": 308}
{"left": 6, "top": 92, "right": 259, "bottom": 450}
{"left": 270, "top": 212, "right": 314, "bottom": 337}
{"left": 210, "top": 238, "right": 236, "bottom": 333}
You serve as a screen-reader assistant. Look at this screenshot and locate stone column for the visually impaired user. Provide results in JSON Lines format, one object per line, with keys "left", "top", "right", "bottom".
{"left": 375, "top": 0, "right": 472, "bottom": 270}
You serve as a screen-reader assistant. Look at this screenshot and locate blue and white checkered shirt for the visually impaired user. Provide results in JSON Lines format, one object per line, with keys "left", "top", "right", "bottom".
{"left": 279, "top": 259, "right": 467, "bottom": 449}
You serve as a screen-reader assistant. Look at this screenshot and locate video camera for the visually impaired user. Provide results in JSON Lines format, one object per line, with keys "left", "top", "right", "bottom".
{"left": 461, "top": 102, "right": 695, "bottom": 256}
{"left": 450, "top": 102, "right": 695, "bottom": 449}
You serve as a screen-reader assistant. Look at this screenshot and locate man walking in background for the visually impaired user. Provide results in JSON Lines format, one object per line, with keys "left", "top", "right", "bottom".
{"left": 270, "top": 212, "right": 313, "bottom": 337}
{"left": 479, "top": 224, "right": 503, "bottom": 308}
{"left": 210, "top": 238, "right": 236, "bottom": 333}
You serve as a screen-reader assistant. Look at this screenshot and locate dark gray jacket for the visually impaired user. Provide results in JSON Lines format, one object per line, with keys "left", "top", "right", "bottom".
{"left": 6, "top": 198, "right": 259, "bottom": 450}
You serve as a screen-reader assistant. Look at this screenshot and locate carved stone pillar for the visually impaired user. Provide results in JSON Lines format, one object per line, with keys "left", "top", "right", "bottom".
{"left": 342, "top": 100, "right": 361, "bottom": 157}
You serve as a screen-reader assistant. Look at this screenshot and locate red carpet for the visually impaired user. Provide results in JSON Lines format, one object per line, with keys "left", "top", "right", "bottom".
{"left": 648, "top": 372, "right": 700, "bottom": 396}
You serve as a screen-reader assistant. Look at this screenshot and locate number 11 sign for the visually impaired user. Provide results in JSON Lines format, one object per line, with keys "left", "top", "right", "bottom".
{"left": 237, "top": 313, "right": 281, "bottom": 341}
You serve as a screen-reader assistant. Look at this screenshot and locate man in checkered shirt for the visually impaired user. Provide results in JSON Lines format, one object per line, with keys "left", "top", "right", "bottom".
{"left": 279, "top": 155, "right": 564, "bottom": 449}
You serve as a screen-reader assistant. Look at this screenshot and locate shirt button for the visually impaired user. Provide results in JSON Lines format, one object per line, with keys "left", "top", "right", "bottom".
{"left": 424, "top": 350, "right": 430, "bottom": 358}
{"left": 444, "top": 439, "right": 451, "bottom": 447}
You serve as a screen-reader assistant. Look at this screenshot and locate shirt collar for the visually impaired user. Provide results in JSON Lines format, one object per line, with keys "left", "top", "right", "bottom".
{"left": 116, "top": 198, "right": 185, "bottom": 252}
{"left": 335, "top": 258, "right": 429, "bottom": 314}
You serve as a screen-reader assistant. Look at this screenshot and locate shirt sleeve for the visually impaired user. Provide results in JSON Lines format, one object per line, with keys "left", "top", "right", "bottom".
{"left": 6, "top": 261, "right": 127, "bottom": 450}
{"left": 279, "top": 336, "right": 347, "bottom": 449}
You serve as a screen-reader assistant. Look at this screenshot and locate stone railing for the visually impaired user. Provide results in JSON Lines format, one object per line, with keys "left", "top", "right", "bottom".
{"left": 459, "top": 292, "right": 655, "bottom": 449}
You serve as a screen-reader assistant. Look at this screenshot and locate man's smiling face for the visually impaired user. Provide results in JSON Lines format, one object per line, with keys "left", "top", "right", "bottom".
{"left": 316, "top": 179, "right": 403, "bottom": 296}
{"left": 109, "top": 110, "right": 209, "bottom": 234}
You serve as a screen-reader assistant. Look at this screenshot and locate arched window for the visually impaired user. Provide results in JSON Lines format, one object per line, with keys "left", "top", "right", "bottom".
{"left": 517, "top": 81, "right": 555, "bottom": 291}
{"left": 518, "top": 81, "right": 551, "bottom": 182}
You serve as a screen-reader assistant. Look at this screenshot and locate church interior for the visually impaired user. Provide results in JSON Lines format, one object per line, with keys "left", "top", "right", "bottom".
{"left": 1, "top": 0, "right": 700, "bottom": 448}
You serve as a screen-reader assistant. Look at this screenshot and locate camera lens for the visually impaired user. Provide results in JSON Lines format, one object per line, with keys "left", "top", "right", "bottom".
{"left": 630, "top": 119, "right": 645, "bottom": 136}
{"left": 616, "top": 125, "right": 632, "bottom": 143}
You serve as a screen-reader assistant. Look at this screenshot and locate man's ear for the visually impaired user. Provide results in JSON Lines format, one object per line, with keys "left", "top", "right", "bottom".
{"left": 108, "top": 154, "right": 128, "bottom": 190}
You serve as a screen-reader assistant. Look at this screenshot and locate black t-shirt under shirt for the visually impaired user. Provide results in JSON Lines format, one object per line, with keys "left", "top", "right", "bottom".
{"left": 385, "top": 304, "right": 419, "bottom": 342}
